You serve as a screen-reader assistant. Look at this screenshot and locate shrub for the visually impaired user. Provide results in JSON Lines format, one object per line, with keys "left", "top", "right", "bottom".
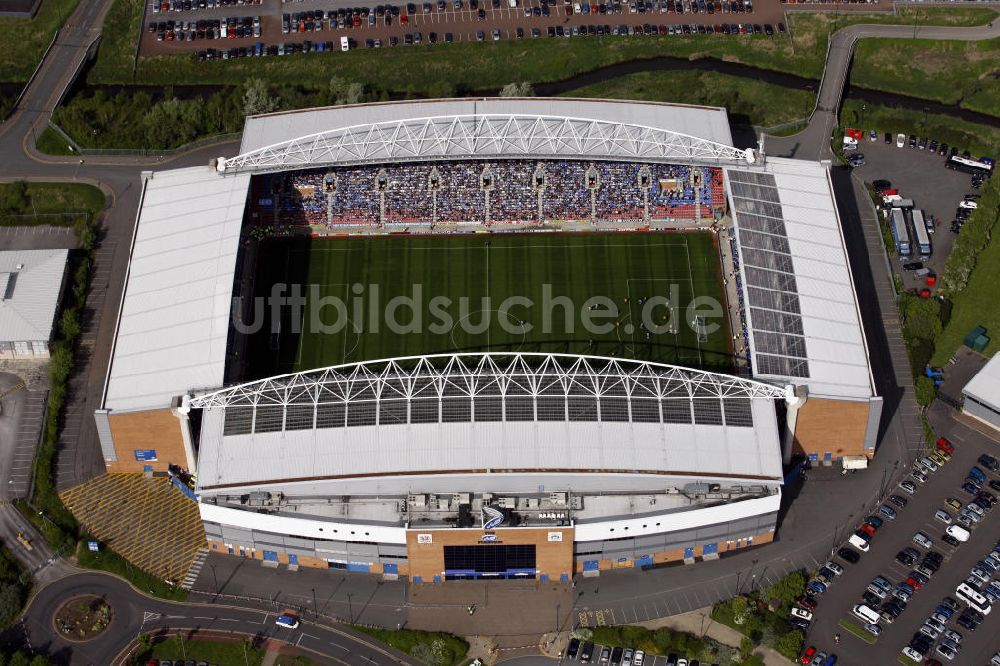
{"left": 774, "top": 629, "right": 805, "bottom": 661}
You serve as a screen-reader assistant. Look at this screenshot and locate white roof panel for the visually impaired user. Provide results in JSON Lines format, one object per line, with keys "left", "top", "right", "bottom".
{"left": 0, "top": 249, "right": 68, "bottom": 343}
{"left": 963, "top": 353, "right": 1000, "bottom": 412}
{"left": 196, "top": 398, "right": 781, "bottom": 490}
{"left": 103, "top": 167, "right": 251, "bottom": 411}
{"left": 729, "top": 157, "right": 875, "bottom": 400}
{"left": 240, "top": 98, "right": 735, "bottom": 154}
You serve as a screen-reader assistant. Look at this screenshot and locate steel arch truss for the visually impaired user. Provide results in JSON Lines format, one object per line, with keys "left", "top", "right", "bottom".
{"left": 218, "top": 115, "right": 754, "bottom": 174}
{"left": 190, "top": 352, "right": 788, "bottom": 412}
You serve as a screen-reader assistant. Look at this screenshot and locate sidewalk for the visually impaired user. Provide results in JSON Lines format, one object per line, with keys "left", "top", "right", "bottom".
{"left": 639, "top": 607, "right": 791, "bottom": 666}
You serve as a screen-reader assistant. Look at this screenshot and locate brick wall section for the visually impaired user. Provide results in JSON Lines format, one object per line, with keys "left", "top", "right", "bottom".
{"left": 106, "top": 409, "right": 187, "bottom": 473}
{"left": 793, "top": 397, "right": 871, "bottom": 459}
{"left": 406, "top": 527, "right": 574, "bottom": 581}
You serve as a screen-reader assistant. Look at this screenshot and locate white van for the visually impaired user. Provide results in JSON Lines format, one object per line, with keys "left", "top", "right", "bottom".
{"left": 341, "top": 36, "right": 350, "bottom": 51}
{"left": 956, "top": 583, "right": 992, "bottom": 615}
{"left": 853, "top": 604, "right": 881, "bottom": 625}
{"left": 848, "top": 533, "right": 870, "bottom": 552}
{"left": 946, "top": 525, "right": 971, "bottom": 542}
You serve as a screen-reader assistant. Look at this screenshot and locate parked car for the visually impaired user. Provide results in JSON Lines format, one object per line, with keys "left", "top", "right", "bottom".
{"left": 837, "top": 547, "right": 860, "bottom": 563}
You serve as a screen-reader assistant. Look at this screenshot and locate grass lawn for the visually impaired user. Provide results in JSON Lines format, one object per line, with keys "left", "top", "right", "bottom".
{"left": 350, "top": 626, "right": 467, "bottom": 666}
{"left": 35, "top": 126, "right": 76, "bottom": 155}
{"left": 248, "top": 233, "right": 730, "bottom": 376}
{"left": 840, "top": 98, "right": 1000, "bottom": 158}
{"left": 139, "top": 635, "right": 266, "bottom": 665}
{"left": 932, "top": 216, "right": 1000, "bottom": 364}
{"left": 0, "top": 0, "right": 79, "bottom": 82}
{"left": 837, "top": 618, "right": 877, "bottom": 644}
{"left": 558, "top": 70, "right": 815, "bottom": 129}
{"left": 0, "top": 182, "right": 105, "bottom": 224}
{"left": 852, "top": 36, "right": 1000, "bottom": 118}
{"left": 76, "top": 541, "right": 188, "bottom": 600}
{"left": 90, "top": 7, "right": 992, "bottom": 90}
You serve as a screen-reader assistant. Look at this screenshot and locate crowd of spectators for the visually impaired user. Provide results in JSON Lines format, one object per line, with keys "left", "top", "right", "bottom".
{"left": 259, "top": 159, "right": 724, "bottom": 228}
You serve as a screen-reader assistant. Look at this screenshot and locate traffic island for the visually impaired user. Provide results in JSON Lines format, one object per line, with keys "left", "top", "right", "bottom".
{"left": 53, "top": 595, "right": 113, "bottom": 642}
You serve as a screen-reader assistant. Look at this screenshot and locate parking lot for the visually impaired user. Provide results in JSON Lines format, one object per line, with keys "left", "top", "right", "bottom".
{"left": 799, "top": 411, "right": 1000, "bottom": 666}
{"left": 138, "top": 0, "right": 798, "bottom": 57}
{"left": 848, "top": 133, "right": 989, "bottom": 294}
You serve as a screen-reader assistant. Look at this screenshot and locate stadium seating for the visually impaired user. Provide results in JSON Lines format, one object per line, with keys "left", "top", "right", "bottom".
{"left": 257, "top": 160, "right": 725, "bottom": 229}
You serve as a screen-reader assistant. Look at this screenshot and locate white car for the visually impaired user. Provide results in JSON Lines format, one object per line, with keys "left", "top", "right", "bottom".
{"left": 896, "top": 133, "right": 906, "bottom": 148}
{"left": 959, "top": 200, "right": 978, "bottom": 209}
{"left": 902, "top": 646, "right": 923, "bottom": 661}
{"left": 935, "top": 510, "right": 953, "bottom": 524}
{"left": 789, "top": 607, "right": 813, "bottom": 622}
{"left": 633, "top": 650, "right": 645, "bottom": 666}
{"left": 899, "top": 480, "right": 916, "bottom": 494}
{"left": 824, "top": 561, "right": 844, "bottom": 576}
{"left": 946, "top": 525, "right": 970, "bottom": 542}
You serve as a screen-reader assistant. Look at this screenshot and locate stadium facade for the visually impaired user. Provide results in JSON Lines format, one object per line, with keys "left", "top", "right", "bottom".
{"left": 95, "top": 98, "right": 880, "bottom": 581}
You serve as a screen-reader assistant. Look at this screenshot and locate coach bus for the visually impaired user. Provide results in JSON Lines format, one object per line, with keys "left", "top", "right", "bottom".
{"left": 945, "top": 155, "right": 994, "bottom": 176}
{"left": 911, "top": 210, "right": 932, "bottom": 256}
{"left": 890, "top": 208, "right": 912, "bottom": 256}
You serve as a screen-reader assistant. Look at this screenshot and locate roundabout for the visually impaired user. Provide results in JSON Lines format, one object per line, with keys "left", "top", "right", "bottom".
{"left": 53, "top": 595, "right": 113, "bottom": 642}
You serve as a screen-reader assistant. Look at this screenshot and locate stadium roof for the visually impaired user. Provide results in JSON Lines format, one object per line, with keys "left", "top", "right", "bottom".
{"left": 223, "top": 99, "right": 750, "bottom": 173}
{"left": 963, "top": 353, "right": 1000, "bottom": 413}
{"left": 191, "top": 353, "right": 788, "bottom": 490}
{"left": 727, "top": 157, "right": 875, "bottom": 400}
{"left": 102, "top": 166, "right": 251, "bottom": 412}
{"left": 0, "top": 249, "right": 68, "bottom": 343}
{"left": 239, "top": 98, "right": 736, "bottom": 153}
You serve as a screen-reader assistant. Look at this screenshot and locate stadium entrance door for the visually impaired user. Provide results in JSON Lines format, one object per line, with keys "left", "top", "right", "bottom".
{"left": 443, "top": 544, "right": 537, "bottom": 580}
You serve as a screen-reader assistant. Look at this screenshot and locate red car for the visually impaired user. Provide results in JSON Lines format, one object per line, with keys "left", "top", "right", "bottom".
{"left": 795, "top": 595, "right": 817, "bottom": 610}
{"left": 800, "top": 646, "right": 816, "bottom": 664}
{"left": 859, "top": 522, "right": 877, "bottom": 537}
{"left": 936, "top": 437, "right": 954, "bottom": 454}
{"left": 906, "top": 576, "right": 921, "bottom": 591}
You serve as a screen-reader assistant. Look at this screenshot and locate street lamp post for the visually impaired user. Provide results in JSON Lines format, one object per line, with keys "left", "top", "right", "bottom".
{"left": 311, "top": 587, "right": 318, "bottom": 617}
{"left": 210, "top": 564, "right": 218, "bottom": 594}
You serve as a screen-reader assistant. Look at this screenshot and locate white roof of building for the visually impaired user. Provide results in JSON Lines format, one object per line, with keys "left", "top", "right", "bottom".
{"left": 0, "top": 249, "right": 68, "bottom": 342}
{"left": 963, "top": 353, "right": 1000, "bottom": 412}
{"left": 239, "top": 98, "right": 736, "bottom": 154}
{"left": 728, "top": 157, "right": 875, "bottom": 400}
{"left": 191, "top": 353, "right": 786, "bottom": 490}
{"left": 102, "top": 166, "right": 251, "bottom": 412}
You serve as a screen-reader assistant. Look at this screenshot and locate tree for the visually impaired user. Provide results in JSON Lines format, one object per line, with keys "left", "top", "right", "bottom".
{"left": 774, "top": 629, "right": 804, "bottom": 660}
{"left": 0, "top": 181, "right": 29, "bottom": 216}
{"left": 915, "top": 375, "right": 937, "bottom": 406}
{"left": 766, "top": 571, "right": 806, "bottom": 609}
{"left": 242, "top": 78, "right": 279, "bottom": 117}
{"left": 328, "top": 76, "right": 365, "bottom": 106}
{"left": 731, "top": 595, "right": 751, "bottom": 625}
{"left": 0, "top": 582, "right": 23, "bottom": 624}
{"left": 499, "top": 82, "right": 534, "bottom": 97}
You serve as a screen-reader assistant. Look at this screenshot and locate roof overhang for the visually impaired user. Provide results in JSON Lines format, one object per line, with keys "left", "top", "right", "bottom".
{"left": 218, "top": 114, "right": 756, "bottom": 175}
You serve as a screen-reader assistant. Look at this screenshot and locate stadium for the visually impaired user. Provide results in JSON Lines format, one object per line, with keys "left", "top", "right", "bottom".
{"left": 93, "top": 98, "right": 880, "bottom": 582}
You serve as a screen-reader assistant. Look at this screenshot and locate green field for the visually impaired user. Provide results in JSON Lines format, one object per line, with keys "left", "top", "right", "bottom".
{"left": 248, "top": 233, "right": 731, "bottom": 376}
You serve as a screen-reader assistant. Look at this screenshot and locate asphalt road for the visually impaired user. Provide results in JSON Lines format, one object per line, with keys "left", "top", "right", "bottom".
{"left": 765, "top": 21, "right": 1000, "bottom": 163}
{"left": 12, "top": 570, "right": 421, "bottom": 665}
{"left": 1, "top": 4, "right": 1000, "bottom": 664}
{"left": 803, "top": 406, "right": 1000, "bottom": 666}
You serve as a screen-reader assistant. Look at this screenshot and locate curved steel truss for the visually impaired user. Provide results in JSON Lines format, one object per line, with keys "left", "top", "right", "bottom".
{"left": 189, "top": 353, "right": 789, "bottom": 416}
{"left": 217, "top": 115, "right": 755, "bottom": 174}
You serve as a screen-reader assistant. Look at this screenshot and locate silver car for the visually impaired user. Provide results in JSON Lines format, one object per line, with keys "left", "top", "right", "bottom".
{"left": 935, "top": 509, "right": 953, "bottom": 524}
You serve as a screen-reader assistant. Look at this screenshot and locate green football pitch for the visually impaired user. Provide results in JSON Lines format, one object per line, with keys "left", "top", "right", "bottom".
{"left": 247, "top": 232, "right": 733, "bottom": 376}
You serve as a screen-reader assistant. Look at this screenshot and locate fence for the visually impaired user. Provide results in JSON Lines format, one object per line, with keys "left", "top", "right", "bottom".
{"left": 46, "top": 121, "right": 242, "bottom": 157}
{"left": 0, "top": 210, "right": 90, "bottom": 226}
